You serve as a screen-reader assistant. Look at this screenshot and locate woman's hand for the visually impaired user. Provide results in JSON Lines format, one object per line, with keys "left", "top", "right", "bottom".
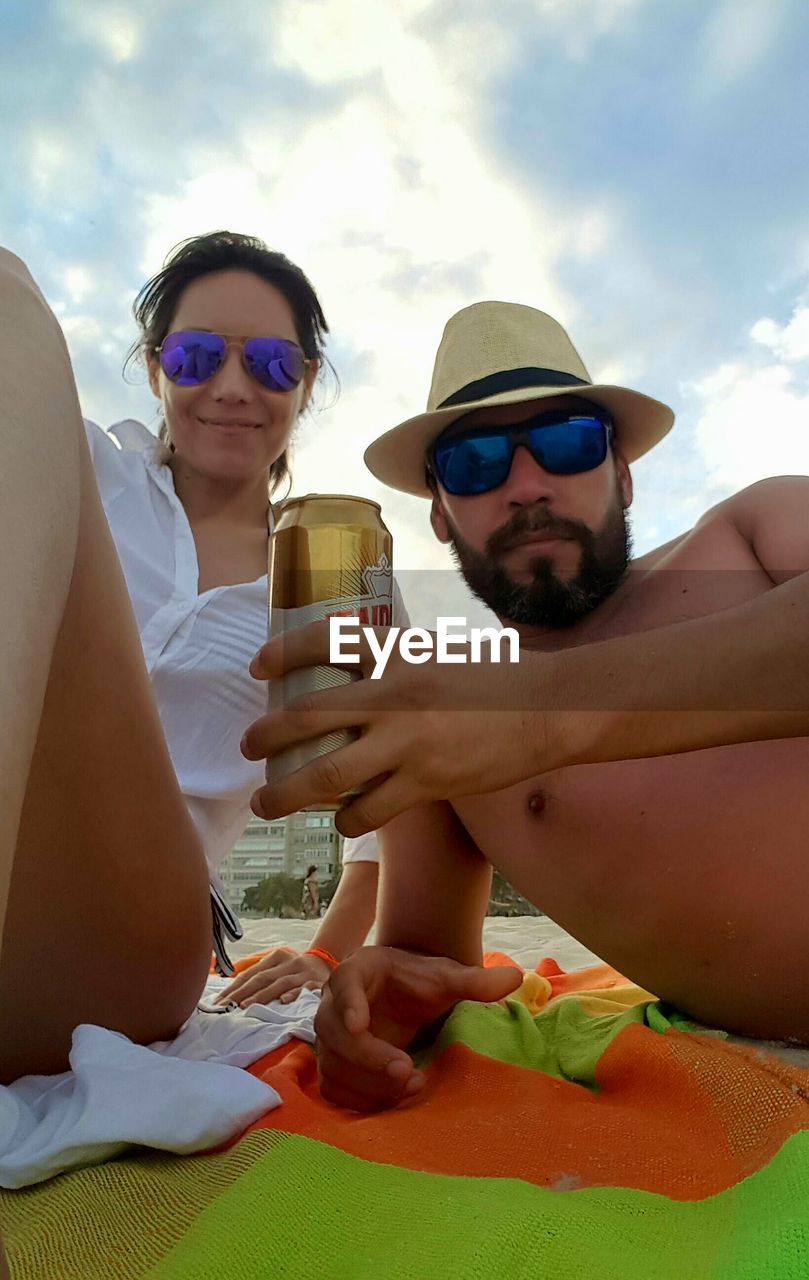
{"left": 241, "top": 620, "right": 574, "bottom": 836}
{"left": 314, "top": 946, "right": 522, "bottom": 1112}
{"left": 216, "top": 947, "right": 332, "bottom": 1008}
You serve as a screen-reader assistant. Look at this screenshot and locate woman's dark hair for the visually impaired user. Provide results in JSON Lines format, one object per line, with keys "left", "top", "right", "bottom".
{"left": 125, "top": 230, "right": 332, "bottom": 494}
{"left": 306, "top": 865, "right": 318, "bottom": 878}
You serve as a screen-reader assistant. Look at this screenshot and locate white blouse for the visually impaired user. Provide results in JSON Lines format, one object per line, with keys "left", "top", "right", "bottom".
{"left": 85, "top": 419, "right": 379, "bottom": 874}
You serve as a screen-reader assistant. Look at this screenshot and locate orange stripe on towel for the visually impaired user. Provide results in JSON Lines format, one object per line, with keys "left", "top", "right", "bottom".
{"left": 246, "top": 1019, "right": 809, "bottom": 1200}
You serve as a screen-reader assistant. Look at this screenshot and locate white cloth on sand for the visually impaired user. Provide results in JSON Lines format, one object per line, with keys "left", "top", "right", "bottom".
{"left": 0, "top": 984, "right": 318, "bottom": 1190}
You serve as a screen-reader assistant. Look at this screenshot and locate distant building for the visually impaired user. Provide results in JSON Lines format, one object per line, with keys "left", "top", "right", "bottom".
{"left": 218, "top": 812, "right": 343, "bottom": 912}
{"left": 285, "top": 810, "right": 341, "bottom": 883}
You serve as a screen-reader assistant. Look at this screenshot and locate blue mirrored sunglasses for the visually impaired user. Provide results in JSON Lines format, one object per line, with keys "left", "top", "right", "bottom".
{"left": 429, "top": 409, "right": 614, "bottom": 496}
{"left": 158, "top": 329, "right": 309, "bottom": 393}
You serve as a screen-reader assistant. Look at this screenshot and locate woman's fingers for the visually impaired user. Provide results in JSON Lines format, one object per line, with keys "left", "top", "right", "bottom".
{"left": 279, "top": 984, "right": 306, "bottom": 1004}
{"left": 239, "top": 974, "right": 305, "bottom": 1007}
{"left": 216, "top": 949, "right": 296, "bottom": 1003}
{"left": 217, "top": 950, "right": 332, "bottom": 1007}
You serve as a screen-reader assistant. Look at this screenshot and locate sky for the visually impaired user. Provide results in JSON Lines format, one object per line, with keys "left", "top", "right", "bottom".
{"left": 1, "top": 0, "right": 808, "bottom": 624}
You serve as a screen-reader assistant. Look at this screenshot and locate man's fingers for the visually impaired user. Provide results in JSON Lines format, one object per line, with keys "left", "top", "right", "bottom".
{"left": 334, "top": 773, "right": 427, "bottom": 838}
{"left": 250, "top": 621, "right": 386, "bottom": 683}
{"left": 450, "top": 963, "right": 524, "bottom": 1004}
{"left": 317, "top": 1070, "right": 403, "bottom": 1113}
{"left": 250, "top": 739, "right": 384, "bottom": 820}
{"left": 322, "top": 956, "right": 389, "bottom": 1037}
{"left": 318, "top": 1070, "right": 419, "bottom": 1113}
{"left": 316, "top": 1041, "right": 418, "bottom": 1112}
{"left": 250, "top": 620, "right": 333, "bottom": 680}
{"left": 316, "top": 980, "right": 371, "bottom": 1043}
{"left": 315, "top": 1012, "right": 412, "bottom": 1077}
{"left": 241, "top": 682, "right": 374, "bottom": 762}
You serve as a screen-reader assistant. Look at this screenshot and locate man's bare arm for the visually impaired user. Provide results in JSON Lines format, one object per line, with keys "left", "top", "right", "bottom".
{"left": 375, "top": 802, "right": 492, "bottom": 964}
{"left": 245, "top": 479, "right": 809, "bottom": 834}
{"left": 552, "top": 476, "right": 809, "bottom": 772}
{"left": 312, "top": 803, "right": 503, "bottom": 1112}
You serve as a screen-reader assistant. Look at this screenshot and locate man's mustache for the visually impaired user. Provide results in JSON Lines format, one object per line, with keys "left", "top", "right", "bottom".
{"left": 486, "top": 508, "right": 590, "bottom": 557}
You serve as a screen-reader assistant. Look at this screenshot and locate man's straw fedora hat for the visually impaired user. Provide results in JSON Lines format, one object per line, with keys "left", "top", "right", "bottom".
{"left": 364, "top": 301, "right": 674, "bottom": 497}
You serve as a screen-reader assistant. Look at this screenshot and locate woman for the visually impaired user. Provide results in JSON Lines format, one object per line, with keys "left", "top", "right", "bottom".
{"left": 302, "top": 866, "right": 319, "bottom": 920}
{"left": 0, "top": 235, "right": 375, "bottom": 1086}
{"left": 86, "top": 230, "right": 379, "bottom": 1001}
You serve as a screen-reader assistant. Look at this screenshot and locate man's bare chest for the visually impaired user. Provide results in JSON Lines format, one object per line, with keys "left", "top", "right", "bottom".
{"left": 456, "top": 514, "right": 805, "bottom": 865}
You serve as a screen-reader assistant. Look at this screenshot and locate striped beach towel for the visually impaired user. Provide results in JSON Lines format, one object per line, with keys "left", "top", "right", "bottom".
{"left": 3, "top": 957, "right": 809, "bottom": 1278}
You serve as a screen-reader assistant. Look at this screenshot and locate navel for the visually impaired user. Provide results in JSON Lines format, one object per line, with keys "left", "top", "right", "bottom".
{"left": 527, "top": 789, "right": 547, "bottom": 818}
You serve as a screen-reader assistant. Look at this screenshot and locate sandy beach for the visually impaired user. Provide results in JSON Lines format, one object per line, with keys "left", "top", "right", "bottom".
{"left": 229, "top": 919, "right": 809, "bottom": 1068}
{"left": 230, "top": 915, "right": 604, "bottom": 973}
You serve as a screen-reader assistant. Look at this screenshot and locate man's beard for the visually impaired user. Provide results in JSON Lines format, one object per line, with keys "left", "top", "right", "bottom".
{"left": 447, "top": 495, "right": 632, "bottom": 629}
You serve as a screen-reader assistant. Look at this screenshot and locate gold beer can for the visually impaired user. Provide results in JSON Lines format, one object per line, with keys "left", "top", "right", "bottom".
{"left": 266, "top": 494, "right": 393, "bottom": 809}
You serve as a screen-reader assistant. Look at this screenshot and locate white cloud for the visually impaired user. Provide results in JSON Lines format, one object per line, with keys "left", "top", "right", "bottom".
{"left": 141, "top": 167, "right": 269, "bottom": 275}
{"left": 751, "top": 300, "right": 809, "bottom": 363}
{"left": 694, "top": 0, "right": 785, "bottom": 95}
{"left": 6, "top": 0, "right": 719, "bottom": 573}
{"left": 27, "top": 0, "right": 676, "bottom": 570}
{"left": 446, "top": 0, "right": 650, "bottom": 61}
{"left": 26, "top": 128, "right": 100, "bottom": 200}
{"left": 685, "top": 358, "right": 809, "bottom": 493}
{"left": 137, "top": 4, "right": 629, "bottom": 568}
{"left": 270, "top": 0, "right": 438, "bottom": 88}
{"left": 61, "top": 265, "right": 94, "bottom": 306}
{"left": 688, "top": 292, "right": 809, "bottom": 491}
{"left": 534, "top": 0, "right": 649, "bottom": 49}
{"left": 56, "top": 0, "right": 148, "bottom": 63}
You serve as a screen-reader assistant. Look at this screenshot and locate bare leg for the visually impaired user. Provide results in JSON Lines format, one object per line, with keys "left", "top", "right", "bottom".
{"left": 0, "top": 249, "right": 211, "bottom": 1083}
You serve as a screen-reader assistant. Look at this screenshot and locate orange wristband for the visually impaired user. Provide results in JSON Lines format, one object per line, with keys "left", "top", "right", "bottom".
{"left": 304, "top": 947, "right": 339, "bottom": 971}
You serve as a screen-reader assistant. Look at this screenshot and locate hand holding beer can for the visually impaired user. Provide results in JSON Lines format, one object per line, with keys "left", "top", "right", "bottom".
{"left": 266, "top": 494, "right": 393, "bottom": 809}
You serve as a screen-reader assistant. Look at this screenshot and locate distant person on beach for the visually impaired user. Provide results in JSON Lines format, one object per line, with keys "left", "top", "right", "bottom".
{"left": 242, "top": 300, "right": 809, "bottom": 1110}
{"left": 302, "top": 866, "right": 320, "bottom": 919}
{"left": 0, "top": 239, "right": 382, "bottom": 1087}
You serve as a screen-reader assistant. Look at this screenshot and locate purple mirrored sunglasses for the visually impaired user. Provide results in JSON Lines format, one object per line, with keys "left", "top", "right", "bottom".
{"left": 158, "top": 329, "right": 309, "bottom": 393}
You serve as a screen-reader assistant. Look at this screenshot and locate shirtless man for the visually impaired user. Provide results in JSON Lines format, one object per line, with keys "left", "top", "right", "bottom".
{"left": 243, "top": 301, "right": 809, "bottom": 1111}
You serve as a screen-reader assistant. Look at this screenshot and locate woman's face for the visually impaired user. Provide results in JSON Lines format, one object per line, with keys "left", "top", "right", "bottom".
{"left": 147, "top": 268, "right": 317, "bottom": 484}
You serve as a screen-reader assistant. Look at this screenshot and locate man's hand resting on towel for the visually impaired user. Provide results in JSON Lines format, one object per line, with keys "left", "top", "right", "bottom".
{"left": 315, "top": 946, "right": 521, "bottom": 1112}
{"left": 217, "top": 948, "right": 332, "bottom": 1008}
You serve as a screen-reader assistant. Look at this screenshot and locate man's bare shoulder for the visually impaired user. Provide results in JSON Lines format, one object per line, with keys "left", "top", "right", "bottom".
{"left": 699, "top": 476, "right": 809, "bottom": 527}
{"left": 697, "top": 476, "right": 809, "bottom": 584}
{"left": 632, "top": 530, "right": 691, "bottom": 571}
{"left": 635, "top": 476, "right": 809, "bottom": 576}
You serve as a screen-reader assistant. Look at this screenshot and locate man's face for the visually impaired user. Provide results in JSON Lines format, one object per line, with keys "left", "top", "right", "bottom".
{"left": 429, "top": 397, "right": 634, "bottom": 629}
